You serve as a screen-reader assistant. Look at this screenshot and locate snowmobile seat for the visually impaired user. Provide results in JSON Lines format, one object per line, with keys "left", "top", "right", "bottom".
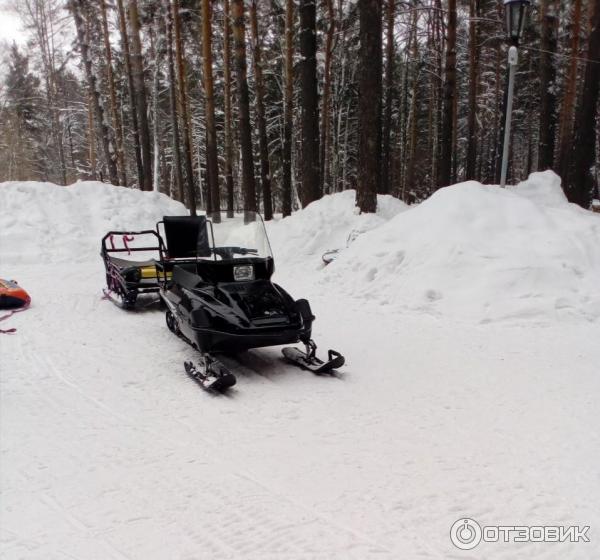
{"left": 161, "top": 216, "right": 212, "bottom": 259}
{"left": 106, "top": 255, "right": 157, "bottom": 270}
{"left": 172, "top": 265, "right": 204, "bottom": 291}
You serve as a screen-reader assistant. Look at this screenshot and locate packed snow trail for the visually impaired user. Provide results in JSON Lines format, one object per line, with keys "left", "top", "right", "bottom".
{"left": 1, "top": 180, "right": 599, "bottom": 559}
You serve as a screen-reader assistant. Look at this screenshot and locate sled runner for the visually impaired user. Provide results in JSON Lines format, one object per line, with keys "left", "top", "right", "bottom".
{"left": 159, "top": 213, "right": 345, "bottom": 392}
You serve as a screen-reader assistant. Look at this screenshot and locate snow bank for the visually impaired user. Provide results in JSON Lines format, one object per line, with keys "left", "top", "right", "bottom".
{"left": 2, "top": 174, "right": 598, "bottom": 324}
{"left": 319, "top": 172, "right": 600, "bottom": 324}
{"left": 267, "top": 190, "right": 408, "bottom": 269}
{"left": 508, "top": 169, "right": 568, "bottom": 208}
{"left": 0, "top": 181, "right": 187, "bottom": 264}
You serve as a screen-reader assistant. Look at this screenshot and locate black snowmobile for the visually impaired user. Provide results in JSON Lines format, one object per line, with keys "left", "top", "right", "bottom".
{"left": 159, "top": 213, "right": 345, "bottom": 392}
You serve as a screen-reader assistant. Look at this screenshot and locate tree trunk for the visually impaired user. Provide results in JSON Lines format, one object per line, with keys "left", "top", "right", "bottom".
{"left": 70, "top": 0, "right": 118, "bottom": 185}
{"left": 149, "top": 16, "right": 161, "bottom": 192}
{"left": 298, "top": 0, "right": 320, "bottom": 207}
{"left": 100, "top": 0, "right": 127, "bottom": 187}
{"left": 29, "top": 0, "right": 67, "bottom": 185}
{"left": 538, "top": 0, "right": 558, "bottom": 171}
{"left": 430, "top": 0, "right": 444, "bottom": 190}
{"left": 165, "top": 3, "right": 184, "bottom": 203}
{"left": 319, "top": 0, "right": 335, "bottom": 195}
{"left": 172, "top": 0, "right": 196, "bottom": 214}
{"left": 404, "top": 5, "right": 419, "bottom": 193}
{"left": 281, "top": 0, "right": 294, "bottom": 216}
{"left": 381, "top": 0, "right": 394, "bottom": 195}
{"left": 116, "top": 0, "right": 143, "bottom": 189}
{"left": 87, "top": 90, "right": 97, "bottom": 180}
{"left": 465, "top": 0, "right": 479, "bottom": 180}
{"left": 201, "top": 0, "right": 221, "bottom": 221}
{"left": 356, "top": 0, "right": 382, "bottom": 213}
{"left": 223, "top": 0, "right": 235, "bottom": 217}
{"left": 438, "top": 0, "right": 456, "bottom": 187}
{"left": 249, "top": 0, "right": 273, "bottom": 220}
{"left": 557, "top": 0, "right": 582, "bottom": 179}
{"left": 564, "top": 0, "right": 600, "bottom": 208}
{"left": 231, "top": 0, "right": 257, "bottom": 215}
{"left": 128, "top": 0, "right": 153, "bottom": 191}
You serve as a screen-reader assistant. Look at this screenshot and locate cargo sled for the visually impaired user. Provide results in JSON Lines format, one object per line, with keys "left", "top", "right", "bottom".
{"left": 101, "top": 229, "right": 166, "bottom": 309}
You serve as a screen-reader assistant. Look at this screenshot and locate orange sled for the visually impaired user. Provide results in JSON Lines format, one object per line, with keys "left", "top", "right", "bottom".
{"left": 0, "top": 279, "right": 30, "bottom": 309}
{"left": 0, "top": 279, "right": 30, "bottom": 333}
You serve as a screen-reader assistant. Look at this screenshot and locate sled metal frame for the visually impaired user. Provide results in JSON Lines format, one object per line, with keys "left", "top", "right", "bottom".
{"left": 101, "top": 229, "right": 166, "bottom": 308}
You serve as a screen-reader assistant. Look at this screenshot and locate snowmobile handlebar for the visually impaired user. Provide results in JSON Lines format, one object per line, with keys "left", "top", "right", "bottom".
{"left": 211, "top": 246, "right": 259, "bottom": 260}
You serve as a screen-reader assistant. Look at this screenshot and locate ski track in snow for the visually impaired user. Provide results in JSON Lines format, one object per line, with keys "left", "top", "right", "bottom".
{"left": 2, "top": 262, "right": 599, "bottom": 560}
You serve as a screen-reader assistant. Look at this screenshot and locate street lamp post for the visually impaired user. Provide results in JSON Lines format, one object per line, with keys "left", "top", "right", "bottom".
{"left": 500, "top": 0, "right": 531, "bottom": 188}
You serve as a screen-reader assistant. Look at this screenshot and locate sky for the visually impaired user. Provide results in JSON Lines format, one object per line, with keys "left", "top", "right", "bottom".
{"left": 0, "top": 6, "right": 25, "bottom": 47}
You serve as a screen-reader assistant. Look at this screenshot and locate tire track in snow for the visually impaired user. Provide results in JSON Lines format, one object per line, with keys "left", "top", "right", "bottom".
{"left": 12, "top": 324, "right": 393, "bottom": 558}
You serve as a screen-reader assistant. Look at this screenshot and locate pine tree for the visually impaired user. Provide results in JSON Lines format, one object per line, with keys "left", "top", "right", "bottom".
{"left": 223, "top": 0, "right": 235, "bottom": 217}
{"left": 100, "top": 0, "right": 127, "bottom": 187}
{"left": 231, "top": 0, "right": 257, "bottom": 215}
{"left": 249, "top": 0, "right": 273, "bottom": 220}
{"left": 557, "top": 0, "right": 582, "bottom": 179}
{"left": 564, "top": 0, "right": 600, "bottom": 208}
{"left": 1, "top": 45, "right": 43, "bottom": 180}
{"left": 298, "top": 0, "right": 320, "bottom": 207}
{"left": 70, "top": 0, "right": 119, "bottom": 185}
{"left": 165, "top": 1, "right": 184, "bottom": 204}
{"left": 438, "top": 0, "right": 457, "bottom": 187}
{"left": 128, "top": 0, "right": 153, "bottom": 191}
{"left": 538, "top": 0, "right": 558, "bottom": 171}
{"left": 356, "top": 0, "right": 382, "bottom": 213}
{"left": 116, "top": 0, "right": 143, "bottom": 189}
{"left": 281, "top": 0, "right": 294, "bottom": 217}
{"left": 381, "top": 0, "right": 395, "bottom": 195}
{"left": 201, "top": 0, "right": 221, "bottom": 221}
{"left": 172, "top": 0, "right": 196, "bottom": 214}
{"left": 465, "top": 0, "right": 480, "bottom": 180}
{"left": 320, "top": 0, "right": 336, "bottom": 195}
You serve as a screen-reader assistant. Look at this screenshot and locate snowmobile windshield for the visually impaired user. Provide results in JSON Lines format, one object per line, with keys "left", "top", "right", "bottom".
{"left": 207, "top": 212, "right": 273, "bottom": 262}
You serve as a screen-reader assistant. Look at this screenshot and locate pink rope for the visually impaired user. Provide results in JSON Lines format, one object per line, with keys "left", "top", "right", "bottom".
{"left": 122, "top": 235, "right": 134, "bottom": 255}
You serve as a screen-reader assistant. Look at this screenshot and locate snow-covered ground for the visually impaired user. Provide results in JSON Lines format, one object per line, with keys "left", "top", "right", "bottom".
{"left": 1, "top": 176, "right": 599, "bottom": 559}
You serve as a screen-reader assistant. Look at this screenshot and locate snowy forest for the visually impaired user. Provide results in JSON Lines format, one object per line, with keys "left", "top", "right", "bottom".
{"left": 1, "top": 0, "right": 599, "bottom": 213}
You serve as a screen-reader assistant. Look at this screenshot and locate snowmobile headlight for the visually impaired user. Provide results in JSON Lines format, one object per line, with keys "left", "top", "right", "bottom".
{"left": 233, "top": 265, "right": 254, "bottom": 282}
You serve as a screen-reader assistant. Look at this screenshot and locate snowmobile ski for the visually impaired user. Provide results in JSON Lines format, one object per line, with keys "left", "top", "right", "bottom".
{"left": 184, "top": 359, "right": 237, "bottom": 393}
{"left": 102, "top": 288, "right": 137, "bottom": 310}
{"left": 282, "top": 341, "right": 345, "bottom": 374}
